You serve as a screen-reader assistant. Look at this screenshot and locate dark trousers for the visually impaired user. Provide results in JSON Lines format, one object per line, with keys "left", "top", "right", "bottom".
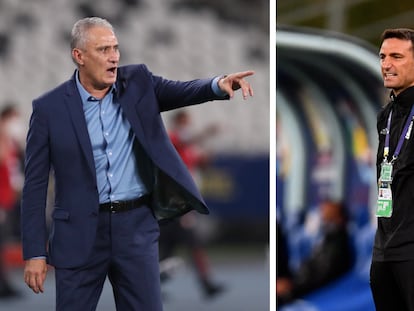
{"left": 370, "top": 260, "right": 414, "bottom": 311}
{"left": 54, "top": 205, "right": 162, "bottom": 311}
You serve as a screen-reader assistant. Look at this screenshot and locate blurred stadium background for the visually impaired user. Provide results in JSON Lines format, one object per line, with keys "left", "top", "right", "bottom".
{"left": 277, "top": 1, "right": 414, "bottom": 311}
{"left": 0, "top": 0, "right": 270, "bottom": 310}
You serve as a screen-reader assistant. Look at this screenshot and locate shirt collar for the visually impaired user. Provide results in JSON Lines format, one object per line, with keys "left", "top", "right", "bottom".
{"left": 75, "top": 70, "right": 117, "bottom": 103}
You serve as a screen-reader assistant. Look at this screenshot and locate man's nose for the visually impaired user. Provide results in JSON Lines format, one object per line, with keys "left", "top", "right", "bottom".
{"left": 109, "top": 48, "right": 119, "bottom": 62}
{"left": 381, "top": 58, "right": 391, "bottom": 69}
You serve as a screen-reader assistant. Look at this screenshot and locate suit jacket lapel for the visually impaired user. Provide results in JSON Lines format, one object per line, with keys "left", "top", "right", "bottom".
{"left": 116, "top": 76, "right": 150, "bottom": 150}
{"left": 64, "top": 79, "right": 97, "bottom": 179}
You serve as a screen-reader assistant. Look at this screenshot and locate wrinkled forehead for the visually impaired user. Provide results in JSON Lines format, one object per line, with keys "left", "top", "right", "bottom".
{"left": 83, "top": 26, "right": 118, "bottom": 47}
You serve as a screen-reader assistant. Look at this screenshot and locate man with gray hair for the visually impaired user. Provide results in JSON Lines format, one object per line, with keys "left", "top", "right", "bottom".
{"left": 21, "top": 17, "right": 254, "bottom": 310}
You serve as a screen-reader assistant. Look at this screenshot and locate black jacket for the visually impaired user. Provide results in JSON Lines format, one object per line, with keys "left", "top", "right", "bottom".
{"left": 292, "top": 224, "right": 353, "bottom": 297}
{"left": 373, "top": 86, "right": 414, "bottom": 262}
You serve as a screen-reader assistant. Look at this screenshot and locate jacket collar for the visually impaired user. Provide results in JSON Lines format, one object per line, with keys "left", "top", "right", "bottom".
{"left": 391, "top": 86, "right": 414, "bottom": 108}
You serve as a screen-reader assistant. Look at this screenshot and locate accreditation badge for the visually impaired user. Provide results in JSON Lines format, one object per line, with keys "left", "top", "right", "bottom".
{"left": 376, "top": 162, "right": 394, "bottom": 217}
{"left": 376, "top": 185, "right": 392, "bottom": 218}
{"left": 380, "top": 162, "right": 393, "bottom": 182}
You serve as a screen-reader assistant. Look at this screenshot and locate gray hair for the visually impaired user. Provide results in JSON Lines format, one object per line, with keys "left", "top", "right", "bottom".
{"left": 70, "top": 17, "right": 114, "bottom": 50}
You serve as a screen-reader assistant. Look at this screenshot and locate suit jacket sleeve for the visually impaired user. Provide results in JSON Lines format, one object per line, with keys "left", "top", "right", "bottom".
{"left": 21, "top": 100, "right": 50, "bottom": 259}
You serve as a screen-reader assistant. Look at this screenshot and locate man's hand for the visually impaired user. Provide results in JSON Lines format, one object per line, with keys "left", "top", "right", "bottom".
{"left": 24, "top": 258, "right": 48, "bottom": 294}
{"left": 218, "top": 70, "right": 254, "bottom": 99}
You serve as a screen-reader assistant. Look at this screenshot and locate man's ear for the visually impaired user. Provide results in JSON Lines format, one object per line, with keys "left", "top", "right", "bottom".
{"left": 72, "top": 48, "right": 84, "bottom": 66}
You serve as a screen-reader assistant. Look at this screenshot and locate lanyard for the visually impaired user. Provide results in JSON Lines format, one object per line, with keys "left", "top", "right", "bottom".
{"left": 383, "top": 104, "right": 414, "bottom": 162}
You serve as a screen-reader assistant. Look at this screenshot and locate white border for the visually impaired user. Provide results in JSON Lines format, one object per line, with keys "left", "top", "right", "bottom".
{"left": 269, "top": 0, "right": 276, "bottom": 309}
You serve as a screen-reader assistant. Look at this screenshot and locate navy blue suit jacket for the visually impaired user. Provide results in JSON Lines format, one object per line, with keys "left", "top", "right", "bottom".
{"left": 21, "top": 64, "right": 226, "bottom": 268}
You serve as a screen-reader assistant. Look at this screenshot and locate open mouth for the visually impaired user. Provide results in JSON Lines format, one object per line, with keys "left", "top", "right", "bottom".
{"left": 384, "top": 73, "right": 396, "bottom": 77}
{"left": 107, "top": 67, "right": 117, "bottom": 74}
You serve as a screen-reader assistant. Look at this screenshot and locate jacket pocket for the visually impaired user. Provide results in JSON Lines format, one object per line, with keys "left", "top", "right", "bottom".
{"left": 52, "top": 208, "right": 70, "bottom": 220}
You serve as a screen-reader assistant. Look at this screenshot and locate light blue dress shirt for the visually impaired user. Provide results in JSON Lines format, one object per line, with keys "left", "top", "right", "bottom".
{"left": 76, "top": 72, "right": 147, "bottom": 204}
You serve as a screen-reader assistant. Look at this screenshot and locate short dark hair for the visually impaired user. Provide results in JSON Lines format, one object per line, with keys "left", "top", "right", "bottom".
{"left": 381, "top": 28, "right": 414, "bottom": 46}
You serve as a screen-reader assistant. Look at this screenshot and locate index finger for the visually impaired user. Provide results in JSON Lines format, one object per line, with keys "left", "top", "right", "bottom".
{"left": 235, "top": 70, "right": 255, "bottom": 79}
